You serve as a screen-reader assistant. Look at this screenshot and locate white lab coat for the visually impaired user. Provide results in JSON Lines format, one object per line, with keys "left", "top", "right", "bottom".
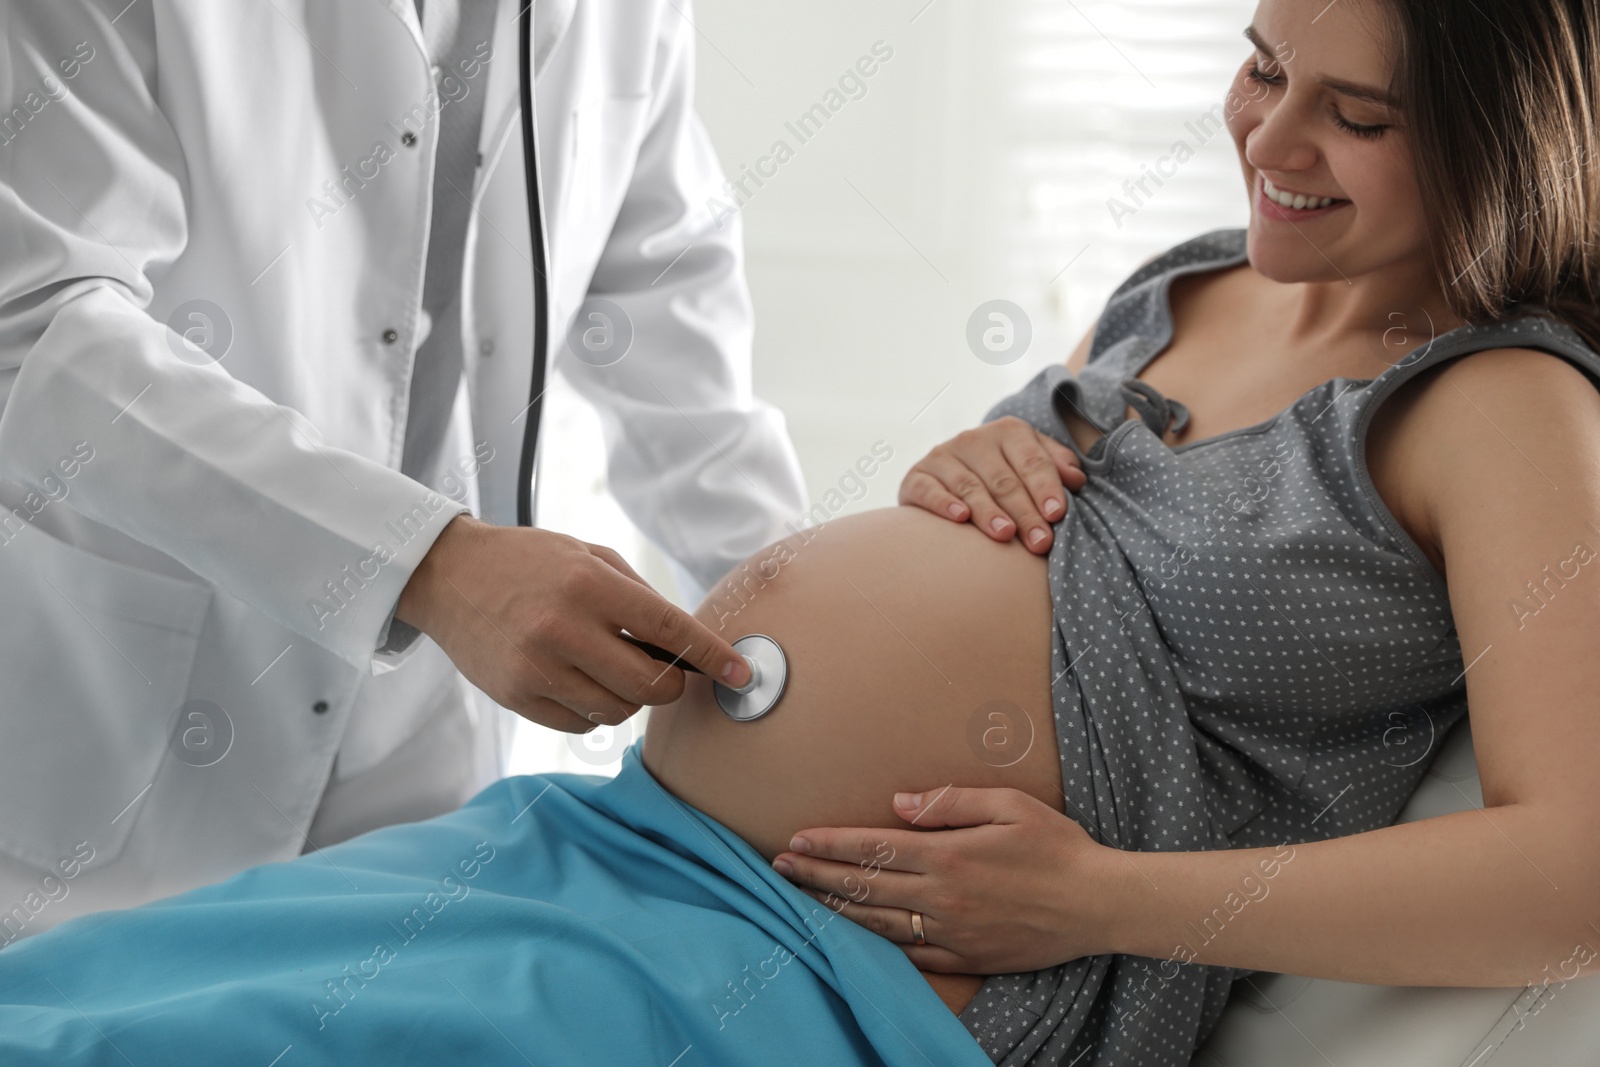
{"left": 0, "top": 0, "right": 807, "bottom": 936}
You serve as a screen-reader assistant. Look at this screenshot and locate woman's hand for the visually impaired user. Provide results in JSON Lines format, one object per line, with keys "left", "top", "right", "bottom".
{"left": 899, "top": 417, "right": 1086, "bottom": 554}
{"left": 770, "top": 786, "right": 1116, "bottom": 973}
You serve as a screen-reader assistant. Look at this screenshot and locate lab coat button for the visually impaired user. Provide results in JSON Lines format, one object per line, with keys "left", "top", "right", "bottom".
{"left": 478, "top": 339, "right": 494, "bottom": 357}
{"left": 312, "top": 700, "right": 329, "bottom": 715}
{"left": 381, "top": 328, "right": 399, "bottom": 345}
{"left": 401, "top": 131, "right": 417, "bottom": 147}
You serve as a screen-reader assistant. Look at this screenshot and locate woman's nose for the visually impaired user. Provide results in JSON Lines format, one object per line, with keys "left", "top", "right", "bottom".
{"left": 1244, "top": 96, "right": 1321, "bottom": 175}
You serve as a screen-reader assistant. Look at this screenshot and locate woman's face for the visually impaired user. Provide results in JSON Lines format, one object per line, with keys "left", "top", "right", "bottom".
{"left": 1225, "top": 0, "right": 1428, "bottom": 288}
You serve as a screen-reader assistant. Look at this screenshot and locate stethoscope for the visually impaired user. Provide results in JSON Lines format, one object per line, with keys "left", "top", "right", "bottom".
{"left": 622, "top": 633, "right": 789, "bottom": 722}
{"left": 512, "top": 11, "right": 787, "bottom": 722}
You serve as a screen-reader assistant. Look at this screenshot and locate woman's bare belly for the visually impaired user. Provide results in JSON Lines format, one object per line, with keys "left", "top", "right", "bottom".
{"left": 642, "top": 506, "right": 1062, "bottom": 1016}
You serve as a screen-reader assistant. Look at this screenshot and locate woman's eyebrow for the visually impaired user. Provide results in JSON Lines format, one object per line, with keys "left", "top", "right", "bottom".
{"left": 1242, "top": 24, "right": 1398, "bottom": 109}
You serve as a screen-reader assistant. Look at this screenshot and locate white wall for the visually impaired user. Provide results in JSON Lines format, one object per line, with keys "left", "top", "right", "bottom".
{"left": 511, "top": 0, "right": 1259, "bottom": 776}
{"left": 691, "top": 0, "right": 1256, "bottom": 524}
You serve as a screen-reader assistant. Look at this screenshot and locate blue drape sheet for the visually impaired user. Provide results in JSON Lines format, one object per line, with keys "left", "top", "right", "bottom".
{"left": 0, "top": 743, "right": 990, "bottom": 1067}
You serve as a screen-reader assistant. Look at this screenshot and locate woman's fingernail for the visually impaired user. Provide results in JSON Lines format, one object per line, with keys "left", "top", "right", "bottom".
{"left": 772, "top": 858, "right": 793, "bottom": 877}
{"left": 1028, "top": 527, "right": 1049, "bottom": 547}
{"left": 895, "top": 792, "right": 923, "bottom": 810}
{"left": 947, "top": 503, "right": 966, "bottom": 520}
{"left": 989, "top": 517, "right": 1011, "bottom": 535}
{"left": 1043, "top": 497, "right": 1063, "bottom": 518}
{"left": 721, "top": 658, "right": 751, "bottom": 686}
{"left": 788, "top": 835, "right": 811, "bottom": 854}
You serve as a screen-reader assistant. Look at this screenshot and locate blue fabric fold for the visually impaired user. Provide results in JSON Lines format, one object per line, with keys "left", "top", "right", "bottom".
{"left": 0, "top": 742, "right": 990, "bottom": 1067}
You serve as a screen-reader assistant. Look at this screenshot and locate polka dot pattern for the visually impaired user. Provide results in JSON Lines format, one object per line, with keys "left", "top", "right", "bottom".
{"left": 955, "top": 227, "right": 1600, "bottom": 1066}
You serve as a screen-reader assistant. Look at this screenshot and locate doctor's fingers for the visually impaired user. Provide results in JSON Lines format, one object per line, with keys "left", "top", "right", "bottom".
{"left": 509, "top": 680, "right": 641, "bottom": 734}
{"left": 491, "top": 616, "right": 660, "bottom": 727}
{"left": 569, "top": 631, "right": 704, "bottom": 712}
{"left": 586, "top": 542, "right": 649, "bottom": 588}
{"left": 486, "top": 622, "right": 653, "bottom": 727}
{"left": 505, "top": 622, "right": 685, "bottom": 724}
{"left": 600, "top": 579, "right": 750, "bottom": 689}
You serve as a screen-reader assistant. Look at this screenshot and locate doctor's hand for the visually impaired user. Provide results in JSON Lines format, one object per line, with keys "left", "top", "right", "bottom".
{"left": 770, "top": 785, "right": 1115, "bottom": 974}
{"left": 396, "top": 515, "right": 752, "bottom": 733}
{"left": 900, "top": 417, "right": 1086, "bottom": 555}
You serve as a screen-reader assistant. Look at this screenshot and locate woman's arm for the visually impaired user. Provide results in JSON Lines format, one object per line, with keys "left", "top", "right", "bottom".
{"left": 1104, "top": 804, "right": 1600, "bottom": 986}
{"left": 777, "top": 347, "right": 1600, "bottom": 987}
{"left": 1113, "top": 347, "right": 1600, "bottom": 985}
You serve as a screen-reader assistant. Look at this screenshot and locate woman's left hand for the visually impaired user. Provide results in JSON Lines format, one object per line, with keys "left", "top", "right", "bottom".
{"left": 770, "top": 785, "right": 1117, "bottom": 973}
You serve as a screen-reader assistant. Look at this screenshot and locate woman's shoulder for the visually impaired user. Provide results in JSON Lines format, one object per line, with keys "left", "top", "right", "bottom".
{"left": 1375, "top": 314, "right": 1600, "bottom": 441}
{"left": 1369, "top": 339, "right": 1600, "bottom": 569}
{"left": 1390, "top": 343, "right": 1600, "bottom": 439}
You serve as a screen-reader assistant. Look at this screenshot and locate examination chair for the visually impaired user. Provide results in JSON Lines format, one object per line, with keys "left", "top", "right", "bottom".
{"left": 1193, "top": 718, "right": 1600, "bottom": 1067}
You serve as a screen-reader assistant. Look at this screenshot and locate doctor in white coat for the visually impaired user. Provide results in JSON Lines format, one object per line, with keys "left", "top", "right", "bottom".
{"left": 0, "top": 0, "right": 807, "bottom": 939}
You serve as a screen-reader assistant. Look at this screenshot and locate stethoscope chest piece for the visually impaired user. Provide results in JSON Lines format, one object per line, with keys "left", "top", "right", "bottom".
{"left": 714, "top": 633, "right": 788, "bottom": 722}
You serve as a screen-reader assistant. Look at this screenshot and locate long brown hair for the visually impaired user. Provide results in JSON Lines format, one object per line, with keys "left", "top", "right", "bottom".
{"left": 1383, "top": 0, "right": 1600, "bottom": 352}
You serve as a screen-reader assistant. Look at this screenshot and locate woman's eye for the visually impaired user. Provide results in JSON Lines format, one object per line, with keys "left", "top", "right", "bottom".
{"left": 1246, "top": 62, "right": 1283, "bottom": 86}
{"left": 1247, "top": 58, "right": 1389, "bottom": 140}
{"left": 1333, "top": 111, "right": 1388, "bottom": 139}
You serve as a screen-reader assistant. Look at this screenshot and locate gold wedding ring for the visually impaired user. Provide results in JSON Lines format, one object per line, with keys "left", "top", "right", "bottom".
{"left": 910, "top": 910, "right": 926, "bottom": 946}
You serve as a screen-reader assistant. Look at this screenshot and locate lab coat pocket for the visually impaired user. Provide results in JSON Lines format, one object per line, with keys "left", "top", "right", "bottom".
{"left": 0, "top": 520, "right": 210, "bottom": 872}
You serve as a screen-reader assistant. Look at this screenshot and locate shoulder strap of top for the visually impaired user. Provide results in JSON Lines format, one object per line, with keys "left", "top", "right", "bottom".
{"left": 1341, "top": 310, "right": 1600, "bottom": 596}
{"left": 1086, "top": 228, "right": 1249, "bottom": 366}
{"left": 1359, "top": 312, "right": 1600, "bottom": 419}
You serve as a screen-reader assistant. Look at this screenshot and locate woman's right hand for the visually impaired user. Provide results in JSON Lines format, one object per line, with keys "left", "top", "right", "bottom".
{"left": 899, "top": 416, "right": 1086, "bottom": 554}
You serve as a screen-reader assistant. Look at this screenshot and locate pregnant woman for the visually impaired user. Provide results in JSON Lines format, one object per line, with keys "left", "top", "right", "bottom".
{"left": 3, "top": 0, "right": 1599, "bottom": 1065}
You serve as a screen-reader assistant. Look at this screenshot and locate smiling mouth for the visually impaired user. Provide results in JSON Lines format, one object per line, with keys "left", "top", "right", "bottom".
{"left": 1256, "top": 175, "right": 1351, "bottom": 219}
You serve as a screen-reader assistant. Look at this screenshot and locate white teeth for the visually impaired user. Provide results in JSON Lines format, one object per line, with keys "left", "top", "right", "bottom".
{"left": 1263, "top": 177, "right": 1336, "bottom": 210}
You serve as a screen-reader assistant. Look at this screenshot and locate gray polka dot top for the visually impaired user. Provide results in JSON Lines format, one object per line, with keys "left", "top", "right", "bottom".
{"left": 955, "top": 227, "right": 1600, "bottom": 1066}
